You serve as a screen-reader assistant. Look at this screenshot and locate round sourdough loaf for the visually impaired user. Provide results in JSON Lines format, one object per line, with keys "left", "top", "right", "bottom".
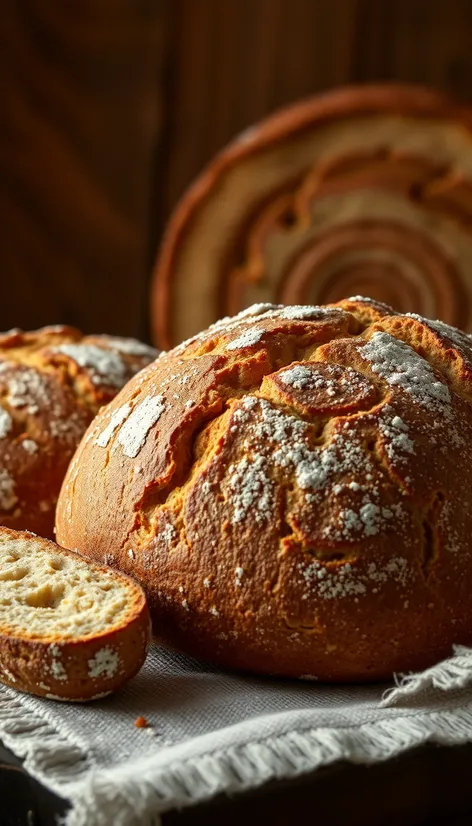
{"left": 56, "top": 298, "right": 472, "bottom": 681}
{"left": 0, "top": 326, "right": 157, "bottom": 538}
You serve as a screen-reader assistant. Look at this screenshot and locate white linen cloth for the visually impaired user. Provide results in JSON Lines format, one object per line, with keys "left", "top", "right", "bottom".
{"left": 1, "top": 643, "right": 472, "bottom": 826}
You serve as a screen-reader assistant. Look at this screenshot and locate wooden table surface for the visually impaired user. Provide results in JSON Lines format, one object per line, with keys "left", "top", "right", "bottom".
{"left": 2, "top": 1, "right": 472, "bottom": 340}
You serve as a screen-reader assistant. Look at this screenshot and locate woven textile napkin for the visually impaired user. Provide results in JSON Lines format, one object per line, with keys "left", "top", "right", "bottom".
{"left": 1, "top": 643, "right": 472, "bottom": 826}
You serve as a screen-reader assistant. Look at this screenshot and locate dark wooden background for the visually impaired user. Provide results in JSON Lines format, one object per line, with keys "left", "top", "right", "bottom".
{"left": 3, "top": 0, "right": 472, "bottom": 341}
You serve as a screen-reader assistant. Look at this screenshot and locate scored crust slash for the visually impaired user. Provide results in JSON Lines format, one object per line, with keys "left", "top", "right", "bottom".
{"left": 57, "top": 297, "right": 472, "bottom": 682}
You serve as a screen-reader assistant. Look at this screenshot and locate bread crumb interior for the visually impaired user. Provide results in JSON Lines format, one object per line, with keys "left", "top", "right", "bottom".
{"left": 0, "top": 536, "right": 133, "bottom": 639}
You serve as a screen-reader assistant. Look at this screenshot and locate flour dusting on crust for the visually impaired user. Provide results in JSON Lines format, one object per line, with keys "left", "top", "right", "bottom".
{"left": 226, "top": 328, "right": 264, "bottom": 351}
{"left": 53, "top": 344, "right": 127, "bottom": 388}
{"left": 6, "top": 368, "right": 50, "bottom": 414}
{"left": 117, "top": 396, "right": 165, "bottom": 458}
{"left": 299, "top": 556, "right": 409, "bottom": 600}
{"left": 406, "top": 313, "right": 472, "bottom": 364}
{"left": 21, "top": 439, "right": 38, "bottom": 454}
{"left": 228, "top": 454, "right": 274, "bottom": 524}
{"left": 0, "top": 469, "right": 17, "bottom": 511}
{"left": 0, "top": 408, "right": 12, "bottom": 439}
{"left": 96, "top": 403, "right": 132, "bottom": 449}
{"left": 101, "top": 336, "right": 158, "bottom": 359}
{"left": 88, "top": 647, "right": 120, "bottom": 679}
{"left": 360, "top": 332, "right": 451, "bottom": 415}
{"left": 225, "top": 396, "right": 407, "bottom": 546}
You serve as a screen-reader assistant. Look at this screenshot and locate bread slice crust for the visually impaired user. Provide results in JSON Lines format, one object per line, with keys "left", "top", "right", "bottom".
{"left": 0, "top": 528, "right": 150, "bottom": 701}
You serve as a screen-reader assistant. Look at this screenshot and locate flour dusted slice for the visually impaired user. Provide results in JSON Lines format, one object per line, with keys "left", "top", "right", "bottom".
{"left": 0, "top": 529, "right": 150, "bottom": 701}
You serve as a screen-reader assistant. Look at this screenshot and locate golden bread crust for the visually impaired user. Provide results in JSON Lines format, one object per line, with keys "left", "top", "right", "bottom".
{"left": 56, "top": 299, "right": 472, "bottom": 680}
{"left": 0, "top": 326, "right": 157, "bottom": 537}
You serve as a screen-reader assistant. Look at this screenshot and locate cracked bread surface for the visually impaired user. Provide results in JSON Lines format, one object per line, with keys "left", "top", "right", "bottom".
{"left": 0, "top": 326, "right": 158, "bottom": 537}
{"left": 56, "top": 298, "right": 472, "bottom": 681}
{"left": 0, "top": 528, "right": 150, "bottom": 701}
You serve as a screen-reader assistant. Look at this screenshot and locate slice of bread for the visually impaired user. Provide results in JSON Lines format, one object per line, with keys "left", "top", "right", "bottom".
{"left": 0, "top": 528, "right": 151, "bottom": 701}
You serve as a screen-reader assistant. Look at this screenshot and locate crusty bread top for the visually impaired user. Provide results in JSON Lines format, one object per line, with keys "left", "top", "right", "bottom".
{"left": 55, "top": 297, "right": 472, "bottom": 679}
{"left": 57, "top": 296, "right": 472, "bottom": 569}
{"left": 0, "top": 325, "right": 157, "bottom": 534}
{"left": 0, "top": 325, "right": 158, "bottom": 404}
{"left": 0, "top": 529, "right": 145, "bottom": 642}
